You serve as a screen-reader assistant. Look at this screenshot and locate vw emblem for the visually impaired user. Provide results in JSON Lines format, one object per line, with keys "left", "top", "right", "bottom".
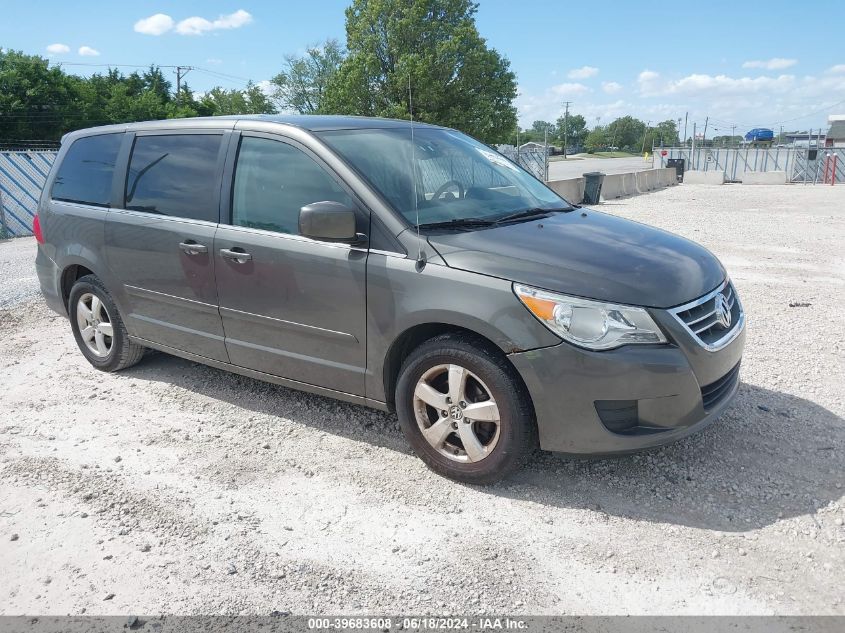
{"left": 449, "top": 405, "right": 463, "bottom": 421}
{"left": 714, "top": 293, "right": 732, "bottom": 329}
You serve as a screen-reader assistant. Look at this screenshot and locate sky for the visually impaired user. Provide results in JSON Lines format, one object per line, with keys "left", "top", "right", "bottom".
{"left": 2, "top": 0, "right": 844, "bottom": 136}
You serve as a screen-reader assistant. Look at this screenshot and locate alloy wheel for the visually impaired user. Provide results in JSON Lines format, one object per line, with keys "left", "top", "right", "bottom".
{"left": 412, "top": 363, "right": 501, "bottom": 463}
{"left": 76, "top": 292, "right": 114, "bottom": 358}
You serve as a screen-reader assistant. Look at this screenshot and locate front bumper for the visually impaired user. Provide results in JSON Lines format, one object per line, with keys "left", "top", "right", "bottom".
{"left": 509, "top": 310, "right": 746, "bottom": 454}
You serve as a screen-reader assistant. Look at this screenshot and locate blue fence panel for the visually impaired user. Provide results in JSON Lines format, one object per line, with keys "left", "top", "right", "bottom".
{"left": 0, "top": 151, "right": 57, "bottom": 237}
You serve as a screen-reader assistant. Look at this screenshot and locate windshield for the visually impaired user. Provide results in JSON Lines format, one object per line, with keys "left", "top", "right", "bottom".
{"left": 317, "top": 127, "right": 569, "bottom": 227}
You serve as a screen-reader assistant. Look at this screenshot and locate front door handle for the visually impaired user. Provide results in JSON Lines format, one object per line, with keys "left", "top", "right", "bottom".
{"left": 220, "top": 248, "right": 252, "bottom": 263}
{"left": 179, "top": 241, "right": 208, "bottom": 255}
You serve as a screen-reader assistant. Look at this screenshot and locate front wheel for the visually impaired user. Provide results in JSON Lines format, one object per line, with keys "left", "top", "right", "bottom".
{"left": 395, "top": 334, "right": 537, "bottom": 484}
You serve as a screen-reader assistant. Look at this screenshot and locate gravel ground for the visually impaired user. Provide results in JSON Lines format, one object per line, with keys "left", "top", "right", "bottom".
{"left": 1, "top": 184, "right": 843, "bottom": 616}
{"left": 0, "top": 236, "right": 40, "bottom": 309}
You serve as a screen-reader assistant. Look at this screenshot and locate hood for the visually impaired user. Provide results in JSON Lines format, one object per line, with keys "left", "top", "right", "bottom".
{"left": 427, "top": 210, "right": 725, "bottom": 309}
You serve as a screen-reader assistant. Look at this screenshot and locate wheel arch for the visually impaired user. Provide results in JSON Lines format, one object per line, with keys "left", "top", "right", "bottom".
{"left": 60, "top": 262, "right": 97, "bottom": 311}
{"left": 382, "top": 322, "right": 534, "bottom": 413}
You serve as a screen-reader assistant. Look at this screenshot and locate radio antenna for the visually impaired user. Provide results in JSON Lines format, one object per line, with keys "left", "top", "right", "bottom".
{"left": 409, "top": 74, "right": 425, "bottom": 270}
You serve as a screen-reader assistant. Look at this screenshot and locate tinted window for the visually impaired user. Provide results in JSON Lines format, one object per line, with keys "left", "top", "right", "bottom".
{"left": 125, "top": 134, "right": 221, "bottom": 221}
{"left": 318, "top": 128, "right": 566, "bottom": 227}
{"left": 232, "top": 137, "right": 352, "bottom": 235}
{"left": 51, "top": 133, "right": 122, "bottom": 207}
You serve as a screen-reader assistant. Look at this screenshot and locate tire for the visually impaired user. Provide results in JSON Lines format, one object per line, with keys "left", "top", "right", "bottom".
{"left": 68, "top": 274, "right": 145, "bottom": 372}
{"left": 395, "top": 333, "right": 537, "bottom": 484}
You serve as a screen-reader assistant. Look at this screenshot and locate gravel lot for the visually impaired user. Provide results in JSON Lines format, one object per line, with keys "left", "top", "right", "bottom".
{"left": 0, "top": 235, "right": 40, "bottom": 309}
{"left": 1, "top": 184, "right": 843, "bottom": 616}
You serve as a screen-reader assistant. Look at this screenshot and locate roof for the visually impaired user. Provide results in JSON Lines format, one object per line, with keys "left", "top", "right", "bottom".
{"left": 827, "top": 120, "right": 845, "bottom": 140}
{"left": 224, "top": 114, "right": 439, "bottom": 131}
{"left": 62, "top": 114, "right": 442, "bottom": 142}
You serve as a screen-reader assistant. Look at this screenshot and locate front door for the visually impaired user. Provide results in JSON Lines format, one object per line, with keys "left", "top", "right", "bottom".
{"left": 105, "top": 131, "right": 229, "bottom": 362}
{"left": 214, "top": 134, "right": 368, "bottom": 395}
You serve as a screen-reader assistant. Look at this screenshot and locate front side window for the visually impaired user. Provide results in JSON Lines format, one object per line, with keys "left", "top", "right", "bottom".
{"left": 125, "top": 134, "right": 222, "bottom": 222}
{"left": 318, "top": 127, "right": 568, "bottom": 227}
{"left": 231, "top": 136, "right": 352, "bottom": 235}
{"left": 51, "top": 133, "right": 122, "bottom": 207}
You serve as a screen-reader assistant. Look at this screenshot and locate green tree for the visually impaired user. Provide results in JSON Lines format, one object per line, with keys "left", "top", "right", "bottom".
{"left": 271, "top": 39, "right": 345, "bottom": 113}
{"left": 322, "top": 0, "right": 517, "bottom": 143}
{"left": 584, "top": 126, "right": 607, "bottom": 152}
{"left": 0, "top": 50, "right": 80, "bottom": 140}
{"left": 556, "top": 113, "right": 587, "bottom": 149}
{"left": 654, "top": 119, "right": 679, "bottom": 147}
{"left": 604, "top": 116, "right": 646, "bottom": 152}
{"left": 199, "top": 83, "right": 277, "bottom": 116}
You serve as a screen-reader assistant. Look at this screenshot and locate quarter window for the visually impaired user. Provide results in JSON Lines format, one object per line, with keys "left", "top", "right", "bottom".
{"left": 125, "top": 134, "right": 222, "bottom": 222}
{"left": 51, "top": 133, "right": 122, "bottom": 207}
{"left": 232, "top": 136, "right": 352, "bottom": 235}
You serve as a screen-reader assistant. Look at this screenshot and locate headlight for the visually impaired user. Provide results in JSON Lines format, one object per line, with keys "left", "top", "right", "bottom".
{"left": 513, "top": 283, "right": 667, "bottom": 350}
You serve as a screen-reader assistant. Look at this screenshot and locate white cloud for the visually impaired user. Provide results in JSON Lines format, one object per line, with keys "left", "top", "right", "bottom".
{"left": 602, "top": 81, "right": 622, "bottom": 94}
{"left": 46, "top": 43, "right": 70, "bottom": 54}
{"left": 637, "top": 70, "right": 660, "bottom": 84}
{"left": 78, "top": 46, "right": 100, "bottom": 57}
{"left": 256, "top": 80, "right": 274, "bottom": 97}
{"left": 206, "top": 58, "right": 223, "bottom": 65}
{"left": 176, "top": 9, "right": 253, "bottom": 36}
{"left": 742, "top": 58, "right": 797, "bottom": 70}
{"left": 567, "top": 65, "right": 599, "bottom": 80}
{"left": 517, "top": 64, "right": 845, "bottom": 132}
{"left": 134, "top": 13, "right": 175, "bottom": 35}
{"left": 639, "top": 71, "right": 798, "bottom": 98}
{"left": 550, "top": 82, "right": 591, "bottom": 96}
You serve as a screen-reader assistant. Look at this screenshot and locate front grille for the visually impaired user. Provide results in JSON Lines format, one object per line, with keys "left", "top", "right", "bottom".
{"left": 700, "top": 362, "right": 741, "bottom": 410}
{"left": 670, "top": 279, "right": 744, "bottom": 351}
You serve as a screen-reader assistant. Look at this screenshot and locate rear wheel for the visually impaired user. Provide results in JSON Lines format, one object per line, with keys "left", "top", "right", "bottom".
{"left": 68, "top": 275, "right": 145, "bottom": 372}
{"left": 395, "top": 334, "right": 537, "bottom": 484}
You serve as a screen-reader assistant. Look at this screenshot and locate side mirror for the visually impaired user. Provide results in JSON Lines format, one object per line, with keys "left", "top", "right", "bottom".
{"left": 299, "top": 201, "right": 360, "bottom": 243}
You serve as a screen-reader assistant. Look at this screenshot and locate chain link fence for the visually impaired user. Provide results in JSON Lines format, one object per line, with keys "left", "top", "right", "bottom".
{"left": 0, "top": 150, "right": 56, "bottom": 237}
{"left": 494, "top": 145, "right": 549, "bottom": 181}
{"left": 657, "top": 146, "right": 844, "bottom": 184}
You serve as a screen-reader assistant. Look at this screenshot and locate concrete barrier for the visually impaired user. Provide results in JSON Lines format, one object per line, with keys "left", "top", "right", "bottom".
{"left": 636, "top": 169, "right": 656, "bottom": 192}
{"left": 741, "top": 171, "right": 787, "bottom": 185}
{"left": 545, "top": 168, "right": 677, "bottom": 204}
{"left": 656, "top": 167, "right": 678, "bottom": 187}
{"left": 683, "top": 170, "right": 725, "bottom": 185}
{"left": 601, "top": 172, "right": 636, "bottom": 199}
{"left": 545, "top": 177, "right": 585, "bottom": 204}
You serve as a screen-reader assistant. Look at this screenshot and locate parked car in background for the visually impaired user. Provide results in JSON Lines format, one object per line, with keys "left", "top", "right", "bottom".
{"left": 34, "top": 115, "right": 745, "bottom": 483}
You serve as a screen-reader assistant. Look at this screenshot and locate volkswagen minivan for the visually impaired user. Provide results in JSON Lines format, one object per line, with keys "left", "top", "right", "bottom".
{"left": 35, "top": 116, "right": 745, "bottom": 483}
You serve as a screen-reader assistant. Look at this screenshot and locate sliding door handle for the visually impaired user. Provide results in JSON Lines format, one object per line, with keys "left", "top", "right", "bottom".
{"left": 220, "top": 248, "right": 252, "bottom": 263}
{"left": 179, "top": 241, "right": 208, "bottom": 255}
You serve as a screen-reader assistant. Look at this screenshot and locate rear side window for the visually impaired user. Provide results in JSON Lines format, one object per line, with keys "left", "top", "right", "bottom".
{"left": 125, "top": 134, "right": 222, "bottom": 222}
{"left": 51, "top": 133, "right": 122, "bottom": 207}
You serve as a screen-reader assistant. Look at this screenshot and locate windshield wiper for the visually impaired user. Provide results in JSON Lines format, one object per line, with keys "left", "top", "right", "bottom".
{"left": 417, "top": 217, "right": 496, "bottom": 230}
{"left": 492, "top": 206, "right": 574, "bottom": 224}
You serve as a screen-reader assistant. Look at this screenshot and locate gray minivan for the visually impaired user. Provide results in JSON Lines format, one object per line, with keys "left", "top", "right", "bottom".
{"left": 35, "top": 115, "right": 745, "bottom": 483}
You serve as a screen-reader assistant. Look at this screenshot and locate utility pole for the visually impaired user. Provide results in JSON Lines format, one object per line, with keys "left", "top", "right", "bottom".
{"left": 691, "top": 122, "right": 697, "bottom": 168}
{"left": 683, "top": 112, "right": 688, "bottom": 147}
{"left": 175, "top": 66, "right": 193, "bottom": 105}
{"left": 731, "top": 125, "right": 737, "bottom": 146}
{"left": 702, "top": 116, "right": 709, "bottom": 147}
{"left": 677, "top": 118, "right": 682, "bottom": 146}
{"left": 640, "top": 120, "right": 651, "bottom": 155}
{"left": 562, "top": 101, "right": 572, "bottom": 158}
